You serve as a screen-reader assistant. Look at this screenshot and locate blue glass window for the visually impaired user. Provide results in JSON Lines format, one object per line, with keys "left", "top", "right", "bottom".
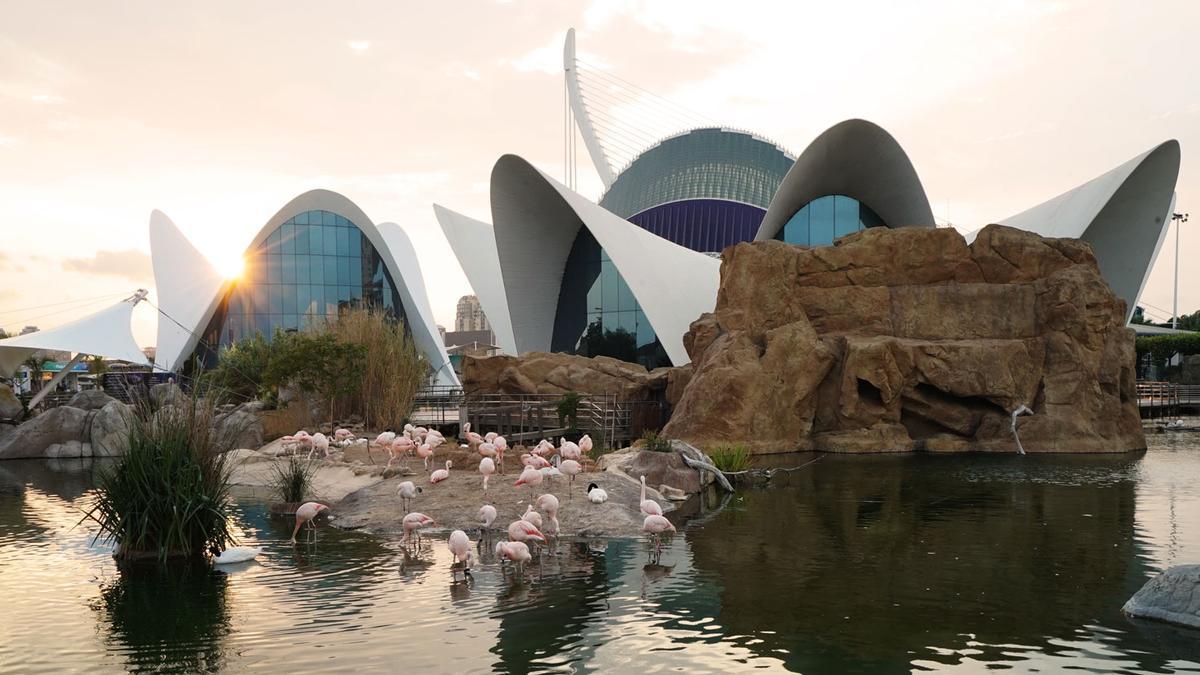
{"left": 777, "top": 195, "right": 886, "bottom": 246}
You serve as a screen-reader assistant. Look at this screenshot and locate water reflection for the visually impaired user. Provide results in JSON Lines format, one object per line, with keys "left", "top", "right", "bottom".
{"left": 94, "top": 564, "right": 231, "bottom": 673}
{"left": 686, "top": 452, "right": 1164, "bottom": 672}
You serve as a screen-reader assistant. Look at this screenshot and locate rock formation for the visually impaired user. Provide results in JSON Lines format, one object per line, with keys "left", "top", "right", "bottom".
{"left": 662, "top": 224, "right": 1144, "bottom": 454}
{"left": 1123, "top": 565, "right": 1200, "bottom": 629}
{"left": 0, "top": 383, "right": 23, "bottom": 420}
{"left": 463, "top": 351, "right": 671, "bottom": 402}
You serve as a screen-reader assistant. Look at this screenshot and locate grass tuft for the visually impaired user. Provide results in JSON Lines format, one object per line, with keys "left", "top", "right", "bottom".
{"left": 269, "top": 454, "right": 316, "bottom": 504}
{"left": 709, "top": 443, "right": 752, "bottom": 472}
{"left": 640, "top": 430, "right": 672, "bottom": 453}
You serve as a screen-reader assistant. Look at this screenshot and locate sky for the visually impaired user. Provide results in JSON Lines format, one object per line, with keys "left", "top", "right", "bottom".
{"left": 0, "top": 0, "right": 1197, "bottom": 347}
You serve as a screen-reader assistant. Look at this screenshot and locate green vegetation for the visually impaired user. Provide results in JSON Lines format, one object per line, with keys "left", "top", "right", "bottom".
{"left": 1136, "top": 333, "right": 1200, "bottom": 376}
{"left": 269, "top": 455, "right": 316, "bottom": 504}
{"left": 84, "top": 395, "right": 241, "bottom": 562}
{"left": 641, "top": 430, "right": 672, "bottom": 453}
{"left": 709, "top": 443, "right": 752, "bottom": 472}
{"left": 556, "top": 390, "right": 583, "bottom": 430}
{"left": 203, "top": 309, "right": 426, "bottom": 431}
{"left": 87, "top": 355, "right": 109, "bottom": 376}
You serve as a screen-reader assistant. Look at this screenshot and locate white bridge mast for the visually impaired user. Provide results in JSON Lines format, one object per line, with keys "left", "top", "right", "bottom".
{"left": 564, "top": 28, "right": 615, "bottom": 190}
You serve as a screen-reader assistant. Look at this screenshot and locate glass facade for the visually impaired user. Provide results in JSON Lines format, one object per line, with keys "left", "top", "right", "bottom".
{"left": 189, "top": 210, "right": 406, "bottom": 368}
{"left": 627, "top": 199, "right": 767, "bottom": 253}
{"left": 775, "top": 195, "right": 886, "bottom": 246}
{"left": 599, "top": 128, "right": 793, "bottom": 219}
{"left": 551, "top": 227, "right": 669, "bottom": 370}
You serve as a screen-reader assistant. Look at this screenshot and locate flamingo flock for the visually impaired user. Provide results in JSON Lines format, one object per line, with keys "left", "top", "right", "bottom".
{"left": 250, "top": 424, "right": 680, "bottom": 576}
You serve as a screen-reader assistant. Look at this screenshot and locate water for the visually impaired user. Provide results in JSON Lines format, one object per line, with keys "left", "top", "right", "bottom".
{"left": 4, "top": 436, "right": 1200, "bottom": 673}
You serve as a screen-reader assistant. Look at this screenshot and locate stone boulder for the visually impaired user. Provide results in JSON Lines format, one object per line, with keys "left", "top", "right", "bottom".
{"left": 67, "top": 389, "right": 117, "bottom": 411}
{"left": 149, "top": 382, "right": 186, "bottom": 410}
{"left": 90, "top": 400, "right": 133, "bottom": 456}
{"left": 1123, "top": 565, "right": 1200, "bottom": 629}
{"left": 663, "top": 225, "right": 1144, "bottom": 454}
{"left": 0, "top": 405, "right": 91, "bottom": 459}
{"left": 0, "top": 383, "right": 22, "bottom": 420}
{"left": 463, "top": 351, "right": 671, "bottom": 402}
{"left": 215, "top": 410, "right": 264, "bottom": 451}
{"left": 597, "top": 443, "right": 714, "bottom": 494}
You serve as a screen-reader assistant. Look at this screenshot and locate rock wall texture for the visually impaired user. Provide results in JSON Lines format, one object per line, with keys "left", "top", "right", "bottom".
{"left": 462, "top": 351, "right": 672, "bottom": 402}
{"left": 662, "top": 224, "right": 1144, "bottom": 454}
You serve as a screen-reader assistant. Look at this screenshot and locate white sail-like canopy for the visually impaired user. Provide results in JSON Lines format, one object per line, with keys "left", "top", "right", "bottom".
{"left": 0, "top": 293, "right": 151, "bottom": 375}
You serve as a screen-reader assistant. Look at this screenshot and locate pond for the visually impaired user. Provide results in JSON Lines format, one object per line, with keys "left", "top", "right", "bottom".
{"left": 3, "top": 435, "right": 1200, "bottom": 673}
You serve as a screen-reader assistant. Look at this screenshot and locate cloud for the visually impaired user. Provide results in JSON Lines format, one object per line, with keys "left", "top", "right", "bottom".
{"left": 61, "top": 249, "right": 152, "bottom": 282}
{"left": 348, "top": 40, "right": 371, "bottom": 53}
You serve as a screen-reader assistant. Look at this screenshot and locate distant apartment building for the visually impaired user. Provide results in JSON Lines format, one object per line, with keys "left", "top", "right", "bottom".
{"left": 455, "top": 295, "right": 491, "bottom": 333}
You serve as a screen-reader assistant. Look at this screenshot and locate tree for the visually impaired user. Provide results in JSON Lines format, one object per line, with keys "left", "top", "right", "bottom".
{"left": 87, "top": 355, "right": 109, "bottom": 376}
{"left": 203, "top": 332, "right": 272, "bottom": 401}
{"left": 264, "top": 331, "right": 366, "bottom": 434}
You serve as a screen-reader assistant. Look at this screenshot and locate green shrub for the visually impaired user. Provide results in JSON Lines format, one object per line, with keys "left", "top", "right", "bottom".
{"left": 84, "top": 394, "right": 241, "bottom": 562}
{"left": 556, "top": 391, "right": 583, "bottom": 430}
{"left": 269, "top": 455, "right": 316, "bottom": 504}
{"left": 1136, "top": 333, "right": 1200, "bottom": 376}
{"left": 641, "top": 430, "right": 672, "bottom": 453}
{"left": 203, "top": 332, "right": 272, "bottom": 401}
{"left": 709, "top": 443, "right": 752, "bottom": 472}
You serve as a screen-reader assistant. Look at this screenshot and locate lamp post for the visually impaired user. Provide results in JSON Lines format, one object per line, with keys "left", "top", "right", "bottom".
{"left": 1172, "top": 212, "right": 1189, "bottom": 329}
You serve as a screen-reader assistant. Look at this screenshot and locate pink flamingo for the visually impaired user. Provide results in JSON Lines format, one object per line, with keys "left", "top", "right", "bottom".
{"left": 521, "top": 504, "right": 543, "bottom": 530}
{"left": 334, "top": 428, "right": 353, "bottom": 443}
{"left": 371, "top": 430, "right": 396, "bottom": 464}
{"left": 417, "top": 443, "right": 434, "bottom": 471}
{"left": 579, "top": 434, "right": 593, "bottom": 455}
{"left": 536, "top": 493, "right": 560, "bottom": 536}
{"left": 479, "top": 504, "right": 497, "bottom": 536}
{"left": 532, "top": 439, "right": 554, "bottom": 457}
{"left": 642, "top": 514, "right": 676, "bottom": 558}
{"left": 479, "top": 457, "right": 496, "bottom": 490}
{"left": 495, "top": 541, "right": 532, "bottom": 574}
{"left": 559, "top": 458, "right": 582, "bottom": 497}
{"left": 388, "top": 435, "right": 415, "bottom": 470}
{"left": 430, "top": 460, "right": 452, "bottom": 484}
{"left": 639, "top": 475, "right": 663, "bottom": 517}
{"left": 292, "top": 430, "right": 312, "bottom": 456}
{"left": 396, "top": 480, "right": 421, "bottom": 511}
{"left": 307, "top": 432, "right": 330, "bottom": 460}
{"left": 507, "top": 519, "right": 546, "bottom": 546}
{"left": 290, "top": 501, "right": 329, "bottom": 543}
{"left": 559, "top": 439, "right": 582, "bottom": 462}
{"left": 478, "top": 442, "right": 497, "bottom": 459}
{"left": 448, "top": 529, "right": 472, "bottom": 568}
{"left": 521, "top": 453, "right": 551, "bottom": 469}
{"left": 514, "top": 465, "right": 543, "bottom": 501}
{"left": 402, "top": 512, "right": 434, "bottom": 547}
{"left": 463, "top": 423, "right": 483, "bottom": 450}
{"left": 485, "top": 432, "right": 498, "bottom": 443}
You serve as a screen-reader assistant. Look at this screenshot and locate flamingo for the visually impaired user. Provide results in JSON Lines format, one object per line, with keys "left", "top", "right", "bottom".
{"left": 464, "top": 423, "right": 483, "bottom": 450}
{"left": 291, "top": 501, "right": 329, "bottom": 543}
{"left": 307, "top": 432, "right": 330, "bottom": 460}
{"left": 532, "top": 439, "right": 554, "bottom": 457}
{"left": 485, "top": 432, "right": 498, "bottom": 443}
{"left": 479, "top": 504, "right": 498, "bottom": 535}
{"left": 478, "top": 442, "right": 498, "bottom": 460}
{"left": 292, "top": 430, "right": 312, "bottom": 456}
{"left": 494, "top": 436, "right": 508, "bottom": 470}
{"left": 507, "top": 519, "right": 546, "bottom": 546}
{"left": 640, "top": 475, "right": 663, "bottom": 517}
{"left": 642, "top": 514, "right": 676, "bottom": 560}
{"left": 210, "top": 545, "right": 263, "bottom": 564}
{"left": 396, "top": 480, "right": 422, "bottom": 512}
{"left": 430, "top": 460, "right": 452, "bottom": 484}
{"left": 521, "top": 453, "right": 551, "bottom": 469}
{"left": 536, "top": 493, "right": 560, "bottom": 536}
{"left": 448, "top": 529, "right": 472, "bottom": 568}
{"left": 371, "top": 430, "right": 396, "bottom": 464}
{"left": 521, "top": 504, "right": 543, "bottom": 530}
{"left": 587, "top": 483, "right": 608, "bottom": 503}
{"left": 402, "top": 512, "right": 434, "bottom": 547}
{"left": 417, "top": 443, "right": 434, "bottom": 471}
{"left": 334, "top": 428, "right": 353, "bottom": 443}
{"left": 579, "top": 434, "right": 593, "bottom": 455}
{"left": 559, "top": 439, "right": 582, "bottom": 462}
{"left": 479, "top": 457, "right": 496, "bottom": 490}
{"left": 388, "top": 435, "right": 416, "bottom": 470}
{"left": 495, "top": 540, "right": 532, "bottom": 573}
{"left": 514, "top": 465, "right": 543, "bottom": 501}
{"left": 559, "top": 458, "right": 582, "bottom": 497}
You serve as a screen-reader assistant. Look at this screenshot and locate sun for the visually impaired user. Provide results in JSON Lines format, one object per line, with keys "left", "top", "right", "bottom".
{"left": 210, "top": 252, "right": 244, "bottom": 280}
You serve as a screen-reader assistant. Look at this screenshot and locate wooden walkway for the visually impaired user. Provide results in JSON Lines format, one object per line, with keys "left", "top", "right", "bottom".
{"left": 1138, "top": 381, "right": 1200, "bottom": 419}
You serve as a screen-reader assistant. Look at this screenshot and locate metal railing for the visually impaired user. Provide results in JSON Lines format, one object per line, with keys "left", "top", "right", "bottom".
{"left": 1136, "top": 381, "right": 1200, "bottom": 419}
{"left": 458, "top": 391, "right": 665, "bottom": 449}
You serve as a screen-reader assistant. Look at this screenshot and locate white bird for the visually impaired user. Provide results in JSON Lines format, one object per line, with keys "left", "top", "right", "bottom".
{"left": 1010, "top": 404, "right": 1033, "bottom": 455}
{"left": 640, "top": 475, "right": 663, "bottom": 517}
{"left": 559, "top": 458, "right": 582, "bottom": 497}
{"left": 430, "top": 460, "right": 452, "bottom": 484}
{"left": 307, "top": 432, "right": 330, "bottom": 460}
{"left": 479, "top": 457, "right": 496, "bottom": 490}
{"left": 479, "top": 504, "right": 497, "bottom": 531}
{"left": 448, "top": 529, "right": 472, "bottom": 568}
{"left": 396, "top": 480, "right": 422, "bottom": 511}
{"left": 521, "top": 504, "right": 543, "bottom": 530}
{"left": 210, "top": 546, "right": 263, "bottom": 565}
{"left": 559, "top": 439, "right": 582, "bottom": 462}
{"left": 587, "top": 482, "right": 608, "bottom": 503}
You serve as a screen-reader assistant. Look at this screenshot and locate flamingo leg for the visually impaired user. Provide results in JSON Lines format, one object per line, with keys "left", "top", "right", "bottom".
{"left": 290, "top": 518, "right": 303, "bottom": 543}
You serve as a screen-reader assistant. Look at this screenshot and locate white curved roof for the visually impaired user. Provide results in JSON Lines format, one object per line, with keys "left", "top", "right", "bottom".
{"left": 0, "top": 294, "right": 150, "bottom": 375}
{"left": 489, "top": 154, "right": 720, "bottom": 365}
{"left": 755, "top": 118, "right": 935, "bottom": 240}
{"left": 431, "top": 205, "right": 517, "bottom": 355}
{"left": 993, "top": 140, "right": 1181, "bottom": 320}
{"left": 150, "top": 190, "right": 459, "bottom": 385}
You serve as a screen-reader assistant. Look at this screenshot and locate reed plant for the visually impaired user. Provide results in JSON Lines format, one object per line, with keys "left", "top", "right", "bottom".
{"left": 641, "top": 430, "right": 672, "bottom": 453}
{"left": 84, "top": 394, "right": 241, "bottom": 562}
{"left": 330, "top": 308, "right": 428, "bottom": 430}
{"left": 269, "top": 454, "right": 316, "bottom": 504}
{"left": 709, "top": 443, "right": 752, "bottom": 472}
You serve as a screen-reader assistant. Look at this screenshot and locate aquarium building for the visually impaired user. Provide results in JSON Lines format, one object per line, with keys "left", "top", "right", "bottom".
{"left": 150, "top": 190, "right": 458, "bottom": 386}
